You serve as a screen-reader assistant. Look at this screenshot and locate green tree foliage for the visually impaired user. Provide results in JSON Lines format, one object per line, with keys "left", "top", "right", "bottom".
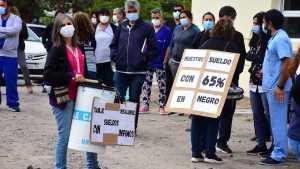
{"left": 11, "top": 0, "right": 191, "bottom": 22}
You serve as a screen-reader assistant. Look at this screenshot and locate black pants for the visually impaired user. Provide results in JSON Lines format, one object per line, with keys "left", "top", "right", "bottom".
{"left": 96, "top": 62, "right": 114, "bottom": 87}
{"left": 164, "top": 63, "right": 173, "bottom": 105}
{"left": 217, "top": 99, "right": 236, "bottom": 144}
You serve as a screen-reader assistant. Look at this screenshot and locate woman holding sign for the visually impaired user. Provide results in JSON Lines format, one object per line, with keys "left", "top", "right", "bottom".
{"left": 190, "top": 19, "right": 239, "bottom": 163}
{"left": 43, "top": 14, "right": 101, "bottom": 169}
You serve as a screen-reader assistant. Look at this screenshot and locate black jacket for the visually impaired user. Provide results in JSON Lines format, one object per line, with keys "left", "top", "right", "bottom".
{"left": 44, "top": 45, "right": 88, "bottom": 87}
{"left": 18, "top": 21, "right": 28, "bottom": 51}
{"left": 42, "top": 22, "right": 53, "bottom": 51}
{"left": 110, "top": 19, "right": 158, "bottom": 72}
{"left": 43, "top": 45, "right": 74, "bottom": 87}
{"left": 200, "top": 37, "right": 242, "bottom": 85}
{"left": 192, "top": 30, "right": 210, "bottom": 49}
{"left": 232, "top": 31, "right": 246, "bottom": 76}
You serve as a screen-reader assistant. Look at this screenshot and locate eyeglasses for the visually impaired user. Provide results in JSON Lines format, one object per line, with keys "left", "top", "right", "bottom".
{"left": 204, "top": 19, "right": 214, "bottom": 21}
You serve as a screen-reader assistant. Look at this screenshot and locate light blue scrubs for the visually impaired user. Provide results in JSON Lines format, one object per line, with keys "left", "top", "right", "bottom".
{"left": 262, "top": 29, "right": 293, "bottom": 161}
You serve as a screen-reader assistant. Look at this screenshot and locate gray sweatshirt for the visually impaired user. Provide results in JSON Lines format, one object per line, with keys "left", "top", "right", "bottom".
{"left": 0, "top": 14, "right": 22, "bottom": 58}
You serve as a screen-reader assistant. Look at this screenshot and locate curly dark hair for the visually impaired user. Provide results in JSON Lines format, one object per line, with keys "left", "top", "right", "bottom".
{"left": 74, "top": 11, "right": 95, "bottom": 42}
{"left": 211, "top": 19, "right": 235, "bottom": 40}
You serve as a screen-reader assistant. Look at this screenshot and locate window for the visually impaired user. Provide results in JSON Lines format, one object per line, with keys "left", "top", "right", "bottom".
{"left": 282, "top": 0, "right": 300, "bottom": 38}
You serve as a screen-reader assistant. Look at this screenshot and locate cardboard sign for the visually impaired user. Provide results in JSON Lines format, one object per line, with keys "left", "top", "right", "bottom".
{"left": 90, "top": 97, "right": 136, "bottom": 146}
{"left": 166, "top": 49, "right": 240, "bottom": 118}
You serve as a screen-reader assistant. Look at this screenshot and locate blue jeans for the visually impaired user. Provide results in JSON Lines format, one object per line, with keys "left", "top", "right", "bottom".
{"left": 217, "top": 99, "right": 236, "bottom": 144}
{"left": 52, "top": 101, "right": 99, "bottom": 169}
{"left": 289, "top": 138, "right": 300, "bottom": 161}
{"left": 250, "top": 91, "right": 270, "bottom": 147}
{"left": 0, "top": 56, "right": 19, "bottom": 107}
{"left": 191, "top": 115, "right": 218, "bottom": 158}
{"left": 114, "top": 72, "right": 145, "bottom": 129}
{"left": 266, "top": 91, "right": 289, "bottom": 161}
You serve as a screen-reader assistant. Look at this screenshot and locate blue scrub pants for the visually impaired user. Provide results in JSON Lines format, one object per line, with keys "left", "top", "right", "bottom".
{"left": 0, "top": 56, "right": 19, "bottom": 108}
{"left": 266, "top": 91, "right": 289, "bottom": 161}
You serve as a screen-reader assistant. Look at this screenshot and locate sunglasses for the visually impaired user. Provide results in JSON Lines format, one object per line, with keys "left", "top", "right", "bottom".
{"left": 173, "top": 9, "right": 182, "bottom": 12}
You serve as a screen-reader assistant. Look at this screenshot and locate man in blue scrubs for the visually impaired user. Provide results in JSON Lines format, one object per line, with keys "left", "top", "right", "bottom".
{"left": 260, "top": 9, "right": 293, "bottom": 165}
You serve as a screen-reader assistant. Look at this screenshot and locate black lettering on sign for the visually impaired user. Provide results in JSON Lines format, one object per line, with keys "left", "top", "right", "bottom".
{"left": 119, "top": 130, "right": 135, "bottom": 137}
{"left": 180, "top": 75, "right": 195, "bottom": 83}
{"left": 202, "top": 75, "right": 225, "bottom": 88}
{"left": 177, "top": 96, "right": 185, "bottom": 102}
{"left": 93, "top": 107, "right": 104, "bottom": 113}
{"left": 104, "top": 119, "right": 119, "bottom": 126}
{"left": 120, "top": 109, "right": 136, "bottom": 115}
{"left": 209, "top": 57, "right": 232, "bottom": 65}
{"left": 93, "top": 125, "right": 101, "bottom": 134}
{"left": 184, "top": 56, "right": 204, "bottom": 62}
{"left": 196, "top": 96, "right": 220, "bottom": 105}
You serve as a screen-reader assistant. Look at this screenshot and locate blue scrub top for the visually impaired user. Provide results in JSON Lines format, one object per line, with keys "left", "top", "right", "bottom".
{"left": 262, "top": 29, "right": 293, "bottom": 92}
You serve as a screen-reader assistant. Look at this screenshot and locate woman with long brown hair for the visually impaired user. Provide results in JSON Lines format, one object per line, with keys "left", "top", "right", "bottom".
{"left": 74, "top": 11, "right": 97, "bottom": 80}
{"left": 191, "top": 19, "right": 238, "bottom": 164}
{"left": 44, "top": 14, "right": 100, "bottom": 169}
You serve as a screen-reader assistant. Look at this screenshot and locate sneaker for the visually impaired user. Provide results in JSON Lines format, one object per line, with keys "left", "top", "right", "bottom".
{"left": 247, "top": 145, "right": 267, "bottom": 155}
{"left": 190, "top": 155, "right": 204, "bottom": 163}
{"left": 139, "top": 105, "right": 150, "bottom": 114}
{"left": 216, "top": 142, "right": 232, "bottom": 154}
{"left": 159, "top": 108, "right": 168, "bottom": 115}
{"left": 204, "top": 155, "right": 223, "bottom": 164}
{"left": 259, "top": 157, "right": 282, "bottom": 166}
{"left": 259, "top": 146, "right": 273, "bottom": 158}
{"left": 8, "top": 107, "right": 20, "bottom": 112}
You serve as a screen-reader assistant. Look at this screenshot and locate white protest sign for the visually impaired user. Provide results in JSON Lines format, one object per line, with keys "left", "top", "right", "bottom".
{"left": 175, "top": 69, "right": 201, "bottom": 88}
{"left": 193, "top": 93, "right": 222, "bottom": 114}
{"left": 166, "top": 49, "right": 240, "bottom": 118}
{"left": 199, "top": 72, "right": 229, "bottom": 92}
{"left": 169, "top": 90, "right": 195, "bottom": 109}
{"left": 90, "top": 98, "right": 136, "bottom": 146}
{"left": 206, "top": 51, "right": 235, "bottom": 72}
{"left": 181, "top": 49, "right": 206, "bottom": 68}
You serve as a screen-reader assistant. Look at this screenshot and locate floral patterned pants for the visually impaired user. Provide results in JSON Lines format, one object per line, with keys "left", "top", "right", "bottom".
{"left": 142, "top": 68, "right": 166, "bottom": 108}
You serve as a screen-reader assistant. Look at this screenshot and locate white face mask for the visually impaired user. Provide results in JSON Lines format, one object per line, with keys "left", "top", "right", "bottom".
{"left": 112, "top": 15, "right": 119, "bottom": 23}
{"left": 173, "top": 11, "right": 180, "bottom": 19}
{"left": 60, "top": 25, "right": 75, "bottom": 38}
{"left": 99, "top": 15, "right": 109, "bottom": 23}
{"left": 91, "top": 17, "right": 97, "bottom": 24}
{"left": 152, "top": 19, "right": 161, "bottom": 27}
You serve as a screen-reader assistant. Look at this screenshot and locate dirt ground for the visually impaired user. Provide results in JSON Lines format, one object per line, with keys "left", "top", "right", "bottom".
{"left": 0, "top": 86, "right": 299, "bottom": 169}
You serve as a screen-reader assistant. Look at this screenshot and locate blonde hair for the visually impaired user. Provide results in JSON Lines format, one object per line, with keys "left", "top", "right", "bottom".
{"left": 52, "top": 14, "right": 78, "bottom": 47}
{"left": 73, "top": 11, "right": 95, "bottom": 42}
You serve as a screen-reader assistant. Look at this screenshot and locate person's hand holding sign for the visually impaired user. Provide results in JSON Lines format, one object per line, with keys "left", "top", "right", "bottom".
{"left": 75, "top": 74, "right": 85, "bottom": 83}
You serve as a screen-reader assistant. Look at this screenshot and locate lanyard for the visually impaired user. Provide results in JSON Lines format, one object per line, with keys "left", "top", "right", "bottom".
{"left": 67, "top": 46, "right": 81, "bottom": 74}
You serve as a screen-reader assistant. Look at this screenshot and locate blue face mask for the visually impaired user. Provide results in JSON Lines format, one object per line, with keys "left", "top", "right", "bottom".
{"left": 0, "top": 7, "right": 6, "bottom": 15}
{"left": 251, "top": 25, "right": 260, "bottom": 34}
{"left": 203, "top": 21, "right": 214, "bottom": 31}
{"left": 180, "top": 18, "right": 189, "bottom": 26}
{"left": 127, "top": 13, "right": 139, "bottom": 21}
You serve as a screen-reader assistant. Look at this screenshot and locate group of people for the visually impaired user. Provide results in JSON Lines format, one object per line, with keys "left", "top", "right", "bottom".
{"left": 0, "top": 0, "right": 300, "bottom": 168}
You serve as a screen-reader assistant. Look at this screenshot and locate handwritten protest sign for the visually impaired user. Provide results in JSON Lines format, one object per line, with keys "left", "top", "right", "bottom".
{"left": 165, "top": 49, "right": 240, "bottom": 118}
{"left": 90, "top": 97, "right": 136, "bottom": 145}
